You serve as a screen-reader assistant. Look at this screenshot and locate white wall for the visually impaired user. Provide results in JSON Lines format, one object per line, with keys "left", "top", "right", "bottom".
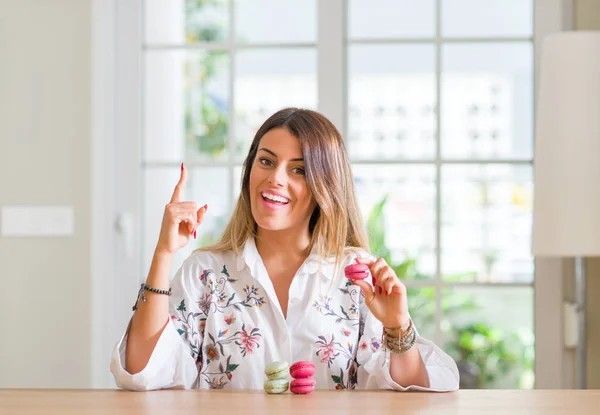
{"left": 0, "top": 0, "right": 91, "bottom": 388}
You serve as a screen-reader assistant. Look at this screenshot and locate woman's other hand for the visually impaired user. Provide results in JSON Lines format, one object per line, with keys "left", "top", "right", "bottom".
{"left": 351, "top": 257, "right": 410, "bottom": 330}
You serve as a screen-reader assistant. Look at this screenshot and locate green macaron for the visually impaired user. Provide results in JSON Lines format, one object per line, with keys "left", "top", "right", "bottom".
{"left": 265, "top": 361, "right": 290, "bottom": 380}
{"left": 264, "top": 378, "right": 289, "bottom": 394}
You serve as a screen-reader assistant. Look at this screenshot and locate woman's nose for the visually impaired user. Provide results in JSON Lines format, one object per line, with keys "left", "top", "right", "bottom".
{"left": 268, "top": 165, "right": 287, "bottom": 186}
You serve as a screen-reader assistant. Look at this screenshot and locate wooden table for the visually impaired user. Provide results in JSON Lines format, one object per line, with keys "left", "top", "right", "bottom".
{"left": 1, "top": 389, "right": 599, "bottom": 414}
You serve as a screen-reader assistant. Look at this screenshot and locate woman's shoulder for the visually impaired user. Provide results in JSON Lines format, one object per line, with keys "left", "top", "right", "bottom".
{"left": 173, "top": 248, "right": 240, "bottom": 286}
{"left": 315, "top": 246, "right": 377, "bottom": 268}
{"left": 341, "top": 246, "right": 377, "bottom": 263}
{"left": 184, "top": 247, "right": 238, "bottom": 269}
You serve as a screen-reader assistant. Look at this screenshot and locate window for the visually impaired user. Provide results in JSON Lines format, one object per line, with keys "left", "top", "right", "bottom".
{"left": 137, "top": 0, "right": 537, "bottom": 389}
{"left": 347, "top": 0, "right": 534, "bottom": 389}
{"left": 142, "top": 0, "right": 318, "bottom": 275}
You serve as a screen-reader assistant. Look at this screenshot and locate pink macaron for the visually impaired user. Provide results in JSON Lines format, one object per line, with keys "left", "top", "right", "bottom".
{"left": 290, "top": 377, "right": 316, "bottom": 395}
{"left": 344, "top": 263, "right": 369, "bottom": 281}
{"left": 289, "top": 361, "right": 316, "bottom": 379}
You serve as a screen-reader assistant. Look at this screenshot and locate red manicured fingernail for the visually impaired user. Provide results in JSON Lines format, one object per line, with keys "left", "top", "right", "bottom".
{"left": 372, "top": 277, "right": 376, "bottom": 286}
{"left": 181, "top": 162, "right": 184, "bottom": 171}
{"left": 379, "top": 287, "right": 383, "bottom": 295}
{"left": 193, "top": 230, "right": 197, "bottom": 239}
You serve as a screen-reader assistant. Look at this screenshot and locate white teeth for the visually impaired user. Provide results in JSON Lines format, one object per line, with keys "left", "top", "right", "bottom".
{"left": 261, "top": 192, "right": 289, "bottom": 204}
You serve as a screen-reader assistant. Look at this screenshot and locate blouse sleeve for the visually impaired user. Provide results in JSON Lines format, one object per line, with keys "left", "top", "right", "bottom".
{"left": 110, "top": 253, "right": 210, "bottom": 391}
{"left": 353, "top": 253, "right": 460, "bottom": 392}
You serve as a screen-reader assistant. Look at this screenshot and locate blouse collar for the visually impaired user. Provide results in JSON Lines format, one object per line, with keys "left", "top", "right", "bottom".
{"left": 236, "top": 236, "right": 339, "bottom": 281}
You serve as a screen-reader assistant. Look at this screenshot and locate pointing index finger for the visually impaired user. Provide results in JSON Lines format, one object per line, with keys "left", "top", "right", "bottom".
{"left": 170, "top": 162, "right": 187, "bottom": 203}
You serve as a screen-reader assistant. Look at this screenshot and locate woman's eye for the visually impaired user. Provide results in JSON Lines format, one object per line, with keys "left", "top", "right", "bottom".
{"left": 293, "top": 167, "right": 305, "bottom": 175}
{"left": 259, "top": 158, "right": 273, "bottom": 166}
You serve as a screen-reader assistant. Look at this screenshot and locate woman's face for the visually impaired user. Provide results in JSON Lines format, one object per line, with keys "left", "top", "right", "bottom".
{"left": 248, "top": 127, "right": 316, "bottom": 234}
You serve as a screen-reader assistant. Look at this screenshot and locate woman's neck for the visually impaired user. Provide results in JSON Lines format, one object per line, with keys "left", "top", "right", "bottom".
{"left": 255, "top": 227, "right": 311, "bottom": 262}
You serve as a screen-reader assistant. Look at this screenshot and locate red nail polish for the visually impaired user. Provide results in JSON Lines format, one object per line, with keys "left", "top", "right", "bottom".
{"left": 372, "top": 277, "right": 376, "bottom": 286}
{"left": 379, "top": 287, "right": 383, "bottom": 295}
{"left": 193, "top": 230, "right": 197, "bottom": 239}
{"left": 181, "top": 162, "right": 184, "bottom": 171}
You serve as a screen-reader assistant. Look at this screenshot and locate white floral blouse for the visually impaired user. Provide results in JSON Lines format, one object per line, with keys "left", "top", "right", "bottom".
{"left": 110, "top": 237, "right": 459, "bottom": 392}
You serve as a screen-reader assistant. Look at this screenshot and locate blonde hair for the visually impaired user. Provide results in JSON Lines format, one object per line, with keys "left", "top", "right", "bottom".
{"left": 198, "top": 108, "right": 370, "bottom": 266}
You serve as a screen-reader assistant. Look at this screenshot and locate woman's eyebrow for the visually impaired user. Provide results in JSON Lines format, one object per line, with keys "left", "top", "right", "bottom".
{"left": 258, "top": 147, "right": 303, "bottom": 162}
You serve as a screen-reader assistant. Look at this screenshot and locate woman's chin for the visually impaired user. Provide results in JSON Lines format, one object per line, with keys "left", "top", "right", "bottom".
{"left": 255, "top": 220, "right": 288, "bottom": 233}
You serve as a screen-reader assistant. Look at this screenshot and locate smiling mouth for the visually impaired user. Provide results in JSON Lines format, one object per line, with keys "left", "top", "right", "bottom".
{"left": 261, "top": 192, "right": 290, "bottom": 205}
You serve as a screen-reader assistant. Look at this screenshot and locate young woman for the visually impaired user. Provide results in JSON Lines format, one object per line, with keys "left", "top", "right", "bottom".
{"left": 111, "top": 108, "right": 459, "bottom": 391}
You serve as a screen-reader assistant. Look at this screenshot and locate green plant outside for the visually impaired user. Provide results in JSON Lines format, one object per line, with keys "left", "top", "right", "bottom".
{"left": 184, "top": 0, "right": 229, "bottom": 159}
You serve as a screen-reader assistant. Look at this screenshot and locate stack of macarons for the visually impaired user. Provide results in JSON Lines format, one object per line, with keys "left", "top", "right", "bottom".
{"left": 289, "top": 361, "right": 316, "bottom": 395}
{"left": 264, "top": 361, "right": 290, "bottom": 394}
{"left": 344, "top": 263, "right": 370, "bottom": 281}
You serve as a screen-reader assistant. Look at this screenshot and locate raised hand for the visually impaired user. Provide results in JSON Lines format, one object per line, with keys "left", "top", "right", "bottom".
{"left": 155, "top": 163, "right": 207, "bottom": 256}
{"left": 351, "top": 257, "right": 410, "bottom": 330}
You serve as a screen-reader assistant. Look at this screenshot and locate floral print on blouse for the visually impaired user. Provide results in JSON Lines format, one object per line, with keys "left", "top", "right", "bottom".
{"left": 110, "top": 237, "right": 459, "bottom": 392}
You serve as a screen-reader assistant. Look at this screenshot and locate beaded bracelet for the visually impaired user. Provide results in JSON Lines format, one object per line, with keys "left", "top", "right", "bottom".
{"left": 383, "top": 319, "right": 417, "bottom": 354}
{"left": 384, "top": 319, "right": 414, "bottom": 343}
{"left": 386, "top": 330, "right": 417, "bottom": 354}
{"left": 132, "top": 283, "right": 172, "bottom": 311}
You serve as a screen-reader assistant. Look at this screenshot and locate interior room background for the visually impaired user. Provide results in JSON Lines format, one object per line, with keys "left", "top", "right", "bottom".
{"left": 0, "top": 0, "right": 597, "bottom": 390}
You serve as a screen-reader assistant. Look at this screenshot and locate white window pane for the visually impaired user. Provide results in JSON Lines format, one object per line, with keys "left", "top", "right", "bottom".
{"left": 348, "top": 0, "right": 435, "bottom": 39}
{"left": 233, "top": 165, "right": 243, "bottom": 202}
{"left": 354, "top": 165, "right": 436, "bottom": 279}
{"left": 235, "top": 0, "right": 316, "bottom": 44}
{"left": 144, "top": 51, "right": 229, "bottom": 163}
{"left": 442, "top": 287, "right": 534, "bottom": 389}
{"left": 442, "top": 0, "right": 533, "bottom": 38}
{"left": 348, "top": 45, "right": 436, "bottom": 160}
{"left": 234, "top": 48, "right": 317, "bottom": 157}
{"left": 441, "top": 165, "right": 533, "bottom": 283}
{"left": 142, "top": 167, "right": 230, "bottom": 279}
{"left": 145, "top": 0, "right": 229, "bottom": 44}
{"left": 441, "top": 43, "right": 533, "bottom": 160}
